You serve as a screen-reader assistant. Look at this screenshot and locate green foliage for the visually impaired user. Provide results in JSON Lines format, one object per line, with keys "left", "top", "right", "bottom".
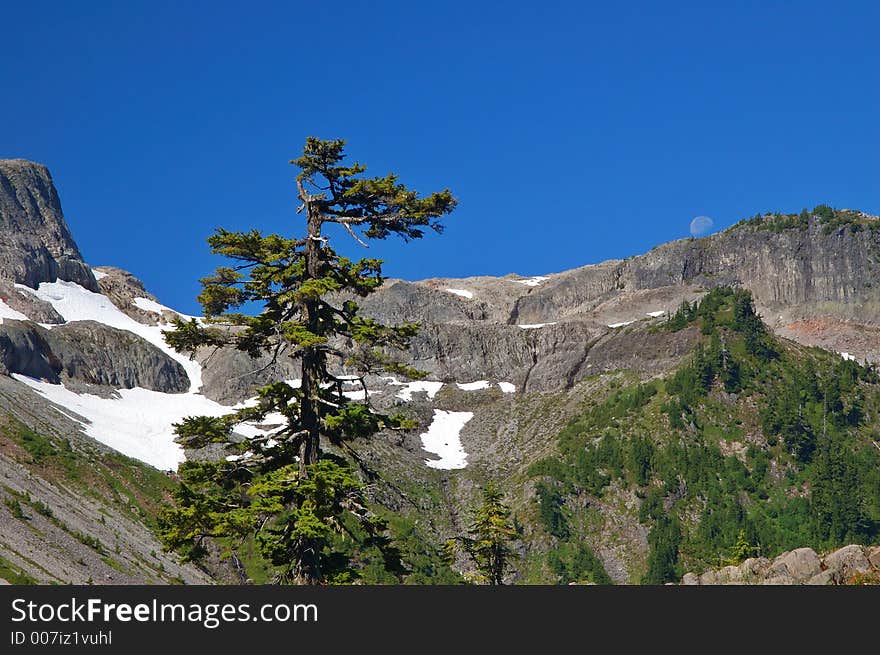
{"left": 535, "top": 482, "right": 569, "bottom": 539}
{"left": 447, "top": 484, "right": 519, "bottom": 585}
{"left": 0, "top": 554, "right": 38, "bottom": 584}
{"left": 731, "top": 205, "right": 873, "bottom": 235}
{"left": 547, "top": 542, "right": 612, "bottom": 585}
{"left": 160, "top": 137, "right": 456, "bottom": 584}
{"left": 16, "top": 423, "right": 57, "bottom": 463}
{"left": 530, "top": 283, "right": 880, "bottom": 581}
{"left": 4, "top": 497, "right": 25, "bottom": 519}
{"left": 641, "top": 513, "right": 682, "bottom": 584}
{"left": 722, "top": 529, "right": 759, "bottom": 566}
{"left": 73, "top": 531, "right": 105, "bottom": 554}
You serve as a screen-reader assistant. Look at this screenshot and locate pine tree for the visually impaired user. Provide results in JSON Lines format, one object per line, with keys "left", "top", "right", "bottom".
{"left": 447, "top": 484, "right": 519, "bottom": 585}
{"left": 158, "top": 137, "right": 456, "bottom": 584}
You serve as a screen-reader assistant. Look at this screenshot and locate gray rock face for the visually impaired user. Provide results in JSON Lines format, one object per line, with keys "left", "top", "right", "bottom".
{"left": 353, "top": 216, "right": 880, "bottom": 378}
{"left": 197, "top": 344, "right": 299, "bottom": 405}
{"left": 0, "top": 321, "right": 61, "bottom": 381}
{"left": 94, "top": 266, "right": 180, "bottom": 325}
{"left": 0, "top": 279, "right": 64, "bottom": 323}
{"left": 0, "top": 320, "right": 188, "bottom": 393}
{"left": 0, "top": 160, "right": 97, "bottom": 291}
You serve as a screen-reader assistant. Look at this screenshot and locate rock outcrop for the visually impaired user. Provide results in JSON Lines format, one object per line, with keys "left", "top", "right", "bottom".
{"left": 94, "top": 266, "right": 181, "bottom": 325}
{"left": 0, "top": 160, "right": 97, "bottom": 291}
{"left": 352, "top": 215, "right": 880, "bottom": 380}
{"left": 681, "top": 544, "right": 880, "bottom": 585}
{"left": 0, "top": 319, "right": 189, "bottom": 393}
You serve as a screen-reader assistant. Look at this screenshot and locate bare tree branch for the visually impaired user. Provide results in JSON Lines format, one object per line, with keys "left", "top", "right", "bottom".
{"left": 343, "top": 222, "right": 369, "bottom": 248}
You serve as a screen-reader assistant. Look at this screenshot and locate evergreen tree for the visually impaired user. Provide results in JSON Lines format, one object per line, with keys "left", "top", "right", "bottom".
{"left": 447, "top": 484, "right": 519, "bottom": 585}
{"left": 159, "top": 137, "right": 456, "bottom": 584}
{"left": 641, "top": 513, "right": 682, "bottom": 584}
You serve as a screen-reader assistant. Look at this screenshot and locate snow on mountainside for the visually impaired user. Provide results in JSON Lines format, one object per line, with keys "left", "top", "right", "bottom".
{"left": 4, "top": 277, "right": 514, "bottom": 471}
{"left": 10, "top": 279, "right": 231, "bottom": 470}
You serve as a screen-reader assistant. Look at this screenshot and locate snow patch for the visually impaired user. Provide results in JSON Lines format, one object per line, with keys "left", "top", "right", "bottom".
{"left": 91, "top": 269, "right": 108, "bottom": 281}
{"left": 132, "top": 296, "right": 179, "bottom": 315}
{"left": 456, "top": 380, "right": 490, "bottom": 391}
{"left": 646, "top": 310, "right": 666, "bottom": 318}
{"left": 839, "top": 352, "right": 857, "bottom": 362}
{"left": 607, "top": 320, "right": 635, "bottom": 328}
{"left": 517, "top": 322, "right": 557, "bottom": 329}
{"left": 13, "top": 374, "right": 238, "bottom": 471}
{"left": 419, "top": 409, "right": 473, "bottom": 469}
{"left": 30, "top": 280, "right": 204, "bottom": 392}
{"left": 445, "top": 288, "right": 473, "bottom": 299}
{"left": 0, "top": 299, "right": 29, "bottom": 324}
{"left": 395, "top": 380, "right": 444, "bottom": 402}
{"left": 515, "top": 276, "right": 549, "bottom": 287}
{"left": 498, "top": 382, "right": 516, "bottom": 393}
{"left": 342, "top": 388, "right": 377, "bottom": 401}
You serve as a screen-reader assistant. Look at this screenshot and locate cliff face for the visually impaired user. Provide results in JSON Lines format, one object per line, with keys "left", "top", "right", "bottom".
{"left": 0, "top": 160, "right": 97, "bottom": 291}
{"left": 346, "top": 215, "right": 880, "bottom": 393}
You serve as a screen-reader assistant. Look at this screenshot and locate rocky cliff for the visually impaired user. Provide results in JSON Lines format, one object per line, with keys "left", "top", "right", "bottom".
{"left": 348, "top": 212, "right": 880, "bottom": 393}
{"left": 0, "top": 160, "right": 97, "bottom": 291}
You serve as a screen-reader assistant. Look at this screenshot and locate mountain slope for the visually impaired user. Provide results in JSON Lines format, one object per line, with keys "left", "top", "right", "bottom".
{"left": 1, "top": 159, "right": 878, "bottom": 584}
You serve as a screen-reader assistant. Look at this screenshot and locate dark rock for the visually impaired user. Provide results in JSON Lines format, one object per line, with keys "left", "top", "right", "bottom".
{"left": 0, "top": 320, "right": 188, "bottom": 393}
{"left": 0, "top": 160, "right": 97, "bottom": 291}
{"left": 0, "top": 320, "right": 62, "bottom": 381}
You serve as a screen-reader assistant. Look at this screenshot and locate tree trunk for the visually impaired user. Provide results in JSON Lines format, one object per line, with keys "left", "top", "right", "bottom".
{"left": 298, "top": 200, "right": 324, "bottom": 477}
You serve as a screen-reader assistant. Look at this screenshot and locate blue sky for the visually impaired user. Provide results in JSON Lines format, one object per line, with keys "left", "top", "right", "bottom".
{"left": 2, "top": 1, "right": 878, "bottom": 314}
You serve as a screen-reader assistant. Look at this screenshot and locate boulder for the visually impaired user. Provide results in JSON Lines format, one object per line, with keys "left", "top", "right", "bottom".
{"left": 867, "top": 546, "right": 880, "bottom": 570}
{"left": 770, "top": 548, "right": 821, "bottom": 582}
{"left": 806, "top": 571, "right": 834, "bottom": 586}
{"left": 681, "top": 572, "right": 700, "bottom": 585}
{"left": 823, "top": 545, "right": 870, "bottom": 582}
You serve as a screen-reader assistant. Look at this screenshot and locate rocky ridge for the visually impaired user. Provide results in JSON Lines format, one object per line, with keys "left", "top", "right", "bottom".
{"left": 681, "top": 544, "right": 880, "bottom": 585}
{"left": 0, "top": 160, "right": 97, "bottom": 291}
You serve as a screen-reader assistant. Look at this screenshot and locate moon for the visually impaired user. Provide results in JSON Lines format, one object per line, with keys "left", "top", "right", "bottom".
{"left": 690, "top": 215, "right": 714, "bottom": 238}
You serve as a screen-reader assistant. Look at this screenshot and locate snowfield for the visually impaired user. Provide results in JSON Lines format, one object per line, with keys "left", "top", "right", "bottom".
{"left": 13, "top": 374, "right": 234, "bottom": 471}
{"left": 7, "top": 280, "right": 249, "bottom": 470}
{"left": 393, "top": 380, "right": 445, "bottom": 402}
{"left": 6, "top": 279, "right": 513, "bottom": 472}
{"left": 28, "top": 280, "right": 204, "bottom": 392}
{"left": 445, "top": 288, "right": 473, "bottom": 299}
{"left": 419, "top": 409, "right": 473, "bottom": 469}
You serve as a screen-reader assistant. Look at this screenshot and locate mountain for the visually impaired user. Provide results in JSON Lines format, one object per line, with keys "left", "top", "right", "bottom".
{"left": 1, "top": 159, "right": 878, "bottom": 584}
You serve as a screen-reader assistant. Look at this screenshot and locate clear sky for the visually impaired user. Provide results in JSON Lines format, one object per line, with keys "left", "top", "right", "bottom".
{"left": 2, "top": 1, "right": 878, "bottom": 314}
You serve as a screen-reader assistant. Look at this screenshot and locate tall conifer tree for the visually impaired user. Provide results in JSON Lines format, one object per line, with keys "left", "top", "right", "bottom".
{"left": 159, "top": 137, "right": 456, "bottom": 584}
